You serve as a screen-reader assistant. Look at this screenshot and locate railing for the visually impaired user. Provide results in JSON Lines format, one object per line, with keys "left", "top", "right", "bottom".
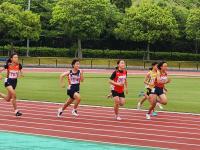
{"left": 0, "top": 57, "right": 199, "bottom": 71}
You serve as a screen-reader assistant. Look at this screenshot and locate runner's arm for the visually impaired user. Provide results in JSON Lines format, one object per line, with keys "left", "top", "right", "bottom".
{"left": 144, "top": 72, "right": 151, "bottom": 85}
{"left": 60, "top": 71, "right": 70, "bottom": 88}
{"left": 80, "top": 70, "right": 84, "bottom": 82}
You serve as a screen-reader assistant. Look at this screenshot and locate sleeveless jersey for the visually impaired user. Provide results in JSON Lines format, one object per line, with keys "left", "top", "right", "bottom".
{"left": 68, "top": 70, "right": 81, "bottom": 85}
{"left": 145, "top": 70, "right": 157, "bottom": 89}
{"left": 4, "top": 63, "right": 22, "bottom": 79}
{"left": 110, "top": 70, "right": 127, "bottom": 93}
{"left": 155, "top": 71, "right": 168, "bottom": 88}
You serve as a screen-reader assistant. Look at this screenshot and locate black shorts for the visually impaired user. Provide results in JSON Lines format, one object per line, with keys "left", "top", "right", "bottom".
{"left": 112, "top": 90, "right": 125, "bottom": 98}
{"left": 5, "top": 78, "right": 17, "bottom": 89}
{"left": 67, "top": 84, "right": 80, "bottom": 99}
{"left": 146, "top": 88, "right": 152, "bottom": 96}
{"left": 151, "top": 87, "right": 164, "bottom": 96}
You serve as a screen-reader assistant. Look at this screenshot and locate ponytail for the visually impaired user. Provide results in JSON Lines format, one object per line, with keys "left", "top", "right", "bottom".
{"left": 149, "top": 67, "right": 153, "bottom": 70}
{"left": 6, "top": 58, "right": 11, "bottom": 66}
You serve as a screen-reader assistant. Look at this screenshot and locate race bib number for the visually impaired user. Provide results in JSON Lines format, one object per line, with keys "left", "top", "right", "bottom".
{"left": 117, "top": 76, "right": 126, "bottom": 84}
{"left": 160, "top": 76, "right": 168, "bottom": 83}
{"left": 9, "top": 71, "right": 18, "bottom": 79}
{"left": 70, "top": 75, "right": 80, "bottom": 84}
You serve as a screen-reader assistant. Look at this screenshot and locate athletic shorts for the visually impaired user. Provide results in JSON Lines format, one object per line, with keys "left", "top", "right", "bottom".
{"left": 146, "top": 88, "right": 152, "bottom": 96}
{"left": 5, "top": 78, "right": 17, "bottom": 89}
{"left": 112, "top": 90, "right": 125, "bottom": 98}
{"left": 151, "top": 87, "right": 164, "bottom": 96}
{"left": 67, "top": 84, "right": 80, "bottom": 99}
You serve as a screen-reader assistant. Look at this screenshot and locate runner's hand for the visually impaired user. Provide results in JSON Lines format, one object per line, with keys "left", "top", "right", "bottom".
{"left": 166, "top": 78, "right": 171, "bottom": 83}
{"left": 18, "top": 75, "right": 24, "bottom": 78}
{"left": 61, "top": 83, "right": 65, "bottom": 88}
{"left": 126, "top": 89, "right": 128, "bottom": 94}
{"left": 149, "top": 83, "right": 154, "bottom": 87}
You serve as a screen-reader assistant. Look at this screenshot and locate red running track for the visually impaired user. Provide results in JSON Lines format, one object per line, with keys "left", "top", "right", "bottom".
{"left": 0, "top": 100, "right": 200, "bottom": 150}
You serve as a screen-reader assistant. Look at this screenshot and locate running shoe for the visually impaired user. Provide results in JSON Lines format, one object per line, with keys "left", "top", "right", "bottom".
{"left": 115, "top": 115, "right": 122, "bottom": 121}
{"left": 57, "top": 108, "right": 63, "bottom": 117}
{"left": 15, "top": 110, "right": 22, "bottom": 117}
{"left": 152, "top": 112, "right": 158, "bottom": 116}
{"left": 146, "top": 114, "right": 151, "bottom": 120}
{"left": 137, "top": 102, "right": 141, "bottom": 110}
{"left": 72, "top": 109, "right": 79, "bottom": 117}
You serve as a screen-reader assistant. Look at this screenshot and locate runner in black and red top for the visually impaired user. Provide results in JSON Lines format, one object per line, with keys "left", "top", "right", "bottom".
{"left": 57, "top": 59, "right": 84, "bottom": 117}
{"left": 2, "top": 53, "right": 23, "bottom": 117}
{"left": 146, "top": 61, "right": 171, "bottom": 120}
{"left": 109, "top": 60, "right": 128, "bottom": 121}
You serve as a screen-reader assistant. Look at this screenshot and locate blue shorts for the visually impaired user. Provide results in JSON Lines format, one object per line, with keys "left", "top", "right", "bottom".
{"left": 5, "top": 78, "right": 17, "bottom": 89}
{"left": 67, "top": 84, "right": 80, "bottom": 99}
{"left": 151, "top": 87, "right": 164, "bottom": 96}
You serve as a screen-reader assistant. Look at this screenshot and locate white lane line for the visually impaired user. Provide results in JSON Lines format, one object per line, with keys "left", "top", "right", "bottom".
{"left": 2, "top": 101, "right": 200, "bottom": 122}
{"left": 17, "top": 99, "right": 200, "bottom": 116}
{"left": 3, "top": 103, "right": 200, "bottom": 124}
{"left": 0, "top": 123, "right": 199, "bottom": 148}
{"left": 0, "top": 113, "right": 199, "bottom": 137}
{"left": 0, "top": 109, "right": 199, "bottom": 132}
{"left": 1, "top": 99, "right": 200, "bottom": 117}
{"left": 0, "top": 106, "right": 199, "bottom": 129}
{"left": 0, "top": 118, "right": 199, "bottom": 142}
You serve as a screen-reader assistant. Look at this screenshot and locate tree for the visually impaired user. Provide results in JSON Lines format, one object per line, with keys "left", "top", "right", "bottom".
{"left": 150, "top": 1, "right": 189, "bottom": 39}
{"left": 0, "top": 0, "right": 56, "bottom": 38}
{"left": 171, "top": 5, "right": 189, "bottom": 39}
{"left": 171, "top": 0, "right": 200, "bottom": 8}
{"left": 26, "top": 0, "right": 57, "bottom": 38}
{"left": 0, "top": 2, "right": 23, "bottom": 41}
{"left": 110, "top": 0, "right": 132, "bottom": 12}
{"left": 51, "top": 0, "right": 116, "bottom": 58}
{"left": 20, "top": 11, "right": 41, "bottom": 42}
{"left": 115, "top": 1, "right": 179, "bottom": 60}
{"left": 186, "top": 8, "right": 200, "bottom": 54}
{"left": 0, "top": 2, "right": 41, "bottom": 54}
{"left": 102, "top": 3, "right": 122, "bottom": 38}
{"left": 152, "top": 1, "right": 189, "bottom": 52}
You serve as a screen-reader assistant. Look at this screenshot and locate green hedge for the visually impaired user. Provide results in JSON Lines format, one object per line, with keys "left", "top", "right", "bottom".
{"left": 83, "top": 50, "right": 200, "bottom": 61}
{"left": 0, "top": 46, "right": 200, "bottom": 61}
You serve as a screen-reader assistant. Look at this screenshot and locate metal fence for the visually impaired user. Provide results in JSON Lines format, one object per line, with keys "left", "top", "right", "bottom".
{"left": 1, "top": 58, "right": 199, "bottom": 71}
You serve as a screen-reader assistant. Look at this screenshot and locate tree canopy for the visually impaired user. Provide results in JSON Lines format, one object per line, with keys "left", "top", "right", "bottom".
{"left": 0, "top": 0, "right": 199, "bottom": 58}
{"left": 51, "top": 0, "right": 118, "bottom": 58}
{"left": 115, "top": 1, "right": 179, "bottom": 60}
{"left": 0, "top": 2, "right": 41, "bottom": 43}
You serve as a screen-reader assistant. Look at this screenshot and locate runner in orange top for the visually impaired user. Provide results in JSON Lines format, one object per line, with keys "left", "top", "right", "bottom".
{"left": 2, "top": 53, "right": 23, "bottom": 117}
